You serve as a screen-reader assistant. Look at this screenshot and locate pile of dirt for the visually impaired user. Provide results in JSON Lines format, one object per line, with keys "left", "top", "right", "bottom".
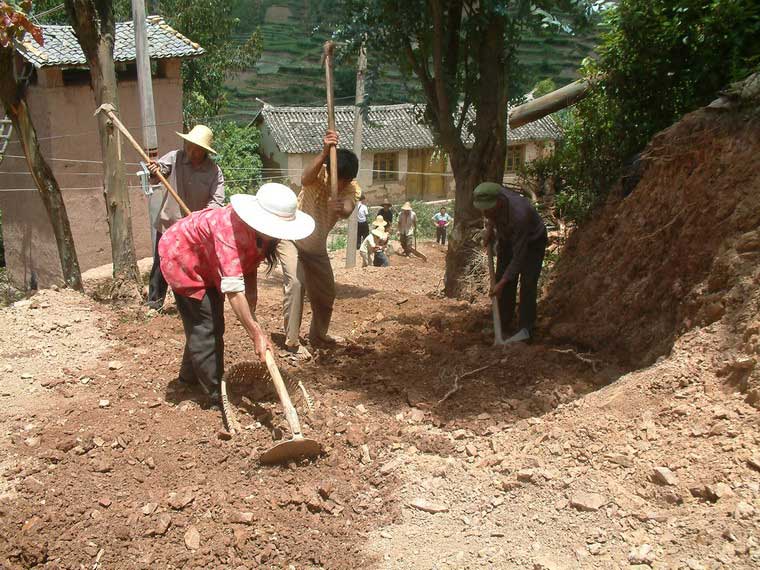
{"left": 544, "top": 103, "right": 760, "bottom": 374}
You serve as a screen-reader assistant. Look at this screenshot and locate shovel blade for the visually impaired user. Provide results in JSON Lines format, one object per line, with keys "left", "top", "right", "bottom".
{"left": 259, "top": 438, "right": 322, "bottom": 465}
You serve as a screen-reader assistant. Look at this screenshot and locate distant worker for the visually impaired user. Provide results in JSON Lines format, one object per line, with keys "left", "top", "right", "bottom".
{"left": 359, "top": 227, "right": 390, "bottom": 267}
{"left": 474, "top": 183, "right": 547, "bottom": 344}
{"left": 146, "top": 125, "right": 225, "bottom": 310}
{"left": 159, "top": 185, "right": 314, "bottom": 400}
{"left": 277, "top": 130, "right": 361, "bottom": 360}
{"left": 356, "top": 194, "right": 370, "bottom": 249}
{"left": 377, "top": 198, "right": 394, "bottom": 232}
{"left": 397, "top": 202, "right": 417, "bottom": 256}
{"left": 433, "top": 206, "right": 452, "bottom": 245}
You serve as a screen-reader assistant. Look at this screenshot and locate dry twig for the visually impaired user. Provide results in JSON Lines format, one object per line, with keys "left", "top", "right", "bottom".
{"left": 550, "top": 348, "right": 601, "bottom": 372}
{"left": 436, "top": 362, "right": 497, "bottom": 406}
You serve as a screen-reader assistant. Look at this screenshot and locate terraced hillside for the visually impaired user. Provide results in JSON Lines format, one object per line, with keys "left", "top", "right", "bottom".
{"left": 225, "top": 1, "right": 602, "bottom": 118}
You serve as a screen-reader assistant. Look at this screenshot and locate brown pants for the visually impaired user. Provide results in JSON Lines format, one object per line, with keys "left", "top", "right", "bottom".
{"left": 277, "top": 240, "right": 335, "bottom": 347}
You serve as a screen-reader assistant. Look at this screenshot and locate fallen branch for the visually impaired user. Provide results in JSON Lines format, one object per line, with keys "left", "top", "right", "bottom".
{"left": 551, "top": 348, "right": 601, "bottom": 372}
{"left": 436, "top": 362, "right": 496, "bottom": 406}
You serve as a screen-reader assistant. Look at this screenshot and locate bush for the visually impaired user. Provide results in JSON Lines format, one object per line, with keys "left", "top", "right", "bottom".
{"left": 209, "top": 121, "right": 264, "bottom": 200}
{"left": 526, "top": 0, "right": 760, "bottom": 223}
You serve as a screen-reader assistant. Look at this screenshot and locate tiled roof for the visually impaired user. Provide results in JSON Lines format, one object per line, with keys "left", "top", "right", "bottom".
{"left": 261, "top": 104, "right": 435, "bottom": 153}
{"left": 260, "top": 103, "right": 561, "bottom": 153}
{"left": 15, "top": 16, "right": 204, "bottom": 68}
{"left": 509, "top": 115, "right": 563, "bottom": 142}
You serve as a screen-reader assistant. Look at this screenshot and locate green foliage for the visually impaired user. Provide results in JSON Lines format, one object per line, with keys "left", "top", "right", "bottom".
{"left": 209, "top": 120, "right": 263, "bottom": 200}
{"left": 155, "top": 0, "right": 262, "bottom": 124}
{"left": 532, "top": 77, "right": 557, "bottom": 98}
{"left": 530, "top": 0, "right": 760, "bottom": 223}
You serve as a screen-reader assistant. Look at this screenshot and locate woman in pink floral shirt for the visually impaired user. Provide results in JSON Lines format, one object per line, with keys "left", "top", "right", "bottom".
{"left": 159, "top": 183, "right": 315, "bottom": 400}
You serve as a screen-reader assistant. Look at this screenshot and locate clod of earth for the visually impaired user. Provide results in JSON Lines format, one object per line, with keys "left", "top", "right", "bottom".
{"left": 184, "top": 526, "right": 201, "bottom": 550}
{"left": 569, "top": 492, "right": 606, "bottom": 512}
{"left": 409, "top": 498, "right": 449, "bottom": 513}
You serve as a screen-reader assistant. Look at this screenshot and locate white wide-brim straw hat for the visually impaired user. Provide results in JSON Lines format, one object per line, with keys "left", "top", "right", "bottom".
{"left": 372, "top": 215, "right": 388, "bottom": 227}
{"left": 401, "top": 201, "right": 413, "bottom": 211}
{"left": 371, "top": 228, "right": 388, "bottom": 241}
{"left": 230, "top": 183, "right": 315, "bottom": 241}
{"left": 177, "top": 124, "right": 217, "bottom": 154}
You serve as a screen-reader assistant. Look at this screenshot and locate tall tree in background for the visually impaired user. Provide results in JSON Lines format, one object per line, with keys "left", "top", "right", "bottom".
{"left": 337, "top": 0, "right": 592, "bottom": 296}
{"left": 64, "top": 0, "right": 141, "bottom": 295}
{"left": 156, "top": 0, "right": 261, "bottom": 124}
{"left": 0, "top": 0, "right": 83, "bottom": 290}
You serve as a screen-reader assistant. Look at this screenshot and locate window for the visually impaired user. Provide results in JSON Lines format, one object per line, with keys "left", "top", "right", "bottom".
{"left": 373, "top": 152, "right": 398, "bottom": 182}
{"left": 505, "top": 145, "right": 525, "bottom": 173}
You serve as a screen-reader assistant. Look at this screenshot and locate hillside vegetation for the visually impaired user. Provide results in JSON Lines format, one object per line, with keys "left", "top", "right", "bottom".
{"left": 225, "top": 0, "right": 601, "bottom": 117}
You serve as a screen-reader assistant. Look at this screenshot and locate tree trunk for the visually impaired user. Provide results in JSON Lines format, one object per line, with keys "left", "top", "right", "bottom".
{"left": 66, "top": 0, "right": 140, "bottom": 296}
{"left": 0, "top": 48, "right": 83, "bottom": 291}
{"left": 442, "top": 16, "right": 508, "bottom": 297}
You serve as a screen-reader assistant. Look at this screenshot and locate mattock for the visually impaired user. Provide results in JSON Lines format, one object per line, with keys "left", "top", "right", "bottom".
{"left": 487, "top": 241, "right": 507, "bottom": 346}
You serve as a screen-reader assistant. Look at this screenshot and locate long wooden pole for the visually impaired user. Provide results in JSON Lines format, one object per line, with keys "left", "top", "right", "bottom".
{"left": 95, "top": 103, "right": 191, "bottom": 216}
{"left": 345, "top": 42, "right": 366, "bottom": 268}
{"left": 323, "top": 41, "right": 338, "bottom": 200}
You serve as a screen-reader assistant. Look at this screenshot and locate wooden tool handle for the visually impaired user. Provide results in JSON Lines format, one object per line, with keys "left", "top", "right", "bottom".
{"left": 99, "top": 107, "right": 191, "bottom": 216}
{"left": 265, "top": 349, "right": 304, "bottom": 439}
{"left": 323, "top": 41, "right": 339, "bottom": 200}
{"left": 487, "top": 241, "right": 504, "bottom": 344}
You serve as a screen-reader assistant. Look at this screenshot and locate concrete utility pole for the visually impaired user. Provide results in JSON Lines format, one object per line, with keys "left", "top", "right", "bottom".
{"left": 132, "top": 0, "right": 161, "bottom": 242}
{"left": 345, "top": 43, "right": 366, "bottom": 268}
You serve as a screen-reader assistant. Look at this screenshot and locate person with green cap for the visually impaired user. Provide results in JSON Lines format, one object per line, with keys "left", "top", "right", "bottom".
{"left": 473, "top": 182, "right": 547, "bottom": 343}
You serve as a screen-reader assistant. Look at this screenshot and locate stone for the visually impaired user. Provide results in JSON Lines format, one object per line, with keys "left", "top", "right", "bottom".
{"left": 747, "top": 455, "right": 760, "bottom": 472}
{"left": 517, "top": 469, "right": 535, "bottom": 482}
{"left": 142, "top": 503, "right": 158, "bottom": 515}
{"left": 355, "top": 404, "right": 367, "bottom": 414}
{"left": 98, "top": 400, "right": 110, "bottom": 409}
{"left": 98, "top": 497, "right": 112, "bottom": 508}
{"left": 360, "top": 444, "right": 371, "bottom": 464}
{"left": 345, "top": 425, "right": 365, "bottom": 447}
{"left": 408, "top": 408, "right": 426, "bottom": 423}
{"left": 628, "top": 544, "right": 655, "bottom": 565}
{"left": 216, "top": 430, "right": 232, "bottom": 441}
{"left": 230, "top": 512, "right": 255, "bottom": 524}
{"left": 153, "top": 513, "right": 171, "bottom": 536}
{"left": 91, "top": 457, "right": 113, "bottom": 473}
{"left": 108, "top": 361, "right": 123, "bottom": 371}
{"left": 168, "top": 491, "right": 195, "bottom": 510}
{"left": 734, "top": 501, "right": 755, "bottom": 519}
{"left": 379, "top": 458, "right": 403, "bottom": 475}
{"left": 184, "top": 526, "right": 200, "bottom": 550}
{"left": 409, "top": 498, "right": 449, "bottom": 513}
{"left": 651, "top": 466, "right": 678, "bottom": 486}
{"left": 705, "top": 482, "right": 734, "bottom": 502}
{"left": 465, "top": 444, "right": 478, "bottom": 457}
{"left": 20, "top": 373, "right": 33, "bottom": 380}
{"left": 570, "top": 492, "right": 606, "bottom": 512}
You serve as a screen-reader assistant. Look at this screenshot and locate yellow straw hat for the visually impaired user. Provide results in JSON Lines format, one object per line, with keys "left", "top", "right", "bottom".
{"left": 401, "top": 201, "right": 413, "bottom": 211}
{"left": 176, "top": 124, "right": 217, "bottom": 154}
{"left": 372, "top": 215, "right": 388, "bottom": 227}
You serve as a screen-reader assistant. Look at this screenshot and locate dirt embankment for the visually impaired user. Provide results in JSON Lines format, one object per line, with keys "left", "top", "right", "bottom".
{"left": 544, "top": 105, "right": 760, "bottom": 378}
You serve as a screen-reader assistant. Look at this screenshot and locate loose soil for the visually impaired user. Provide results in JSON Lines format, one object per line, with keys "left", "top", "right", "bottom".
{"left": 1, "top": 105, "right": 759, "bottom": 569}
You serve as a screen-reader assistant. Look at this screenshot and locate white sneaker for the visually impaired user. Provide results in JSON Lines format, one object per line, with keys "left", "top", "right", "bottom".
{"left": 505, "top": 328, "right": 530, "bottom": 344}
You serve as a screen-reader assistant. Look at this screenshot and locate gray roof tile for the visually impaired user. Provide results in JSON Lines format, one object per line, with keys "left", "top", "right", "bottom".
{"left": 261, "top": 103, "right": 561, "bottom": 153}
{"left": 16, "top": 16, "right": 204, "bottom": 68}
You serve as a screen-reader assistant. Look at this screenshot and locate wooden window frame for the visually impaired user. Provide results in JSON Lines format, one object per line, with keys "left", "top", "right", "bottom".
{"left": 373, "top": 152, "right": 398, "bottom": 183}
{"left": 505, "top": 144, "right": 526, "bottom": 173}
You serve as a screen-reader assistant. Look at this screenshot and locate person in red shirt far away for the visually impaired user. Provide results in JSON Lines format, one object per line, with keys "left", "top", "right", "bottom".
{"left": 158, "top": 183, "right": 315, "bottom": 402}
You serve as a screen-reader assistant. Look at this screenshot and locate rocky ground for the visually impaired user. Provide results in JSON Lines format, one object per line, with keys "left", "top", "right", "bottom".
{"left": 0, "top": 239, "right": 758, "bottom": 569}
{"left": 1, "top": 98, "right": 759, "bottom": 570}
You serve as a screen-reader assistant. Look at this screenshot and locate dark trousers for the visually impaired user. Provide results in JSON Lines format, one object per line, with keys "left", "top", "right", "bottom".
{"left": 148, "top": 232, "right": 168, "bottom": 306}
{"left": 373, "top": 251, "right": 390, "bottom": 267}
{"left": 495, "top": 235, "right": 547, "bottom": 334}
{"left": 357, "top": 221, "right": 370, "bottom": 249}
{"left": 436, "top": 226, "right": 447, "bottom": 245}
{"left": 175, "top": 288, "right": 225, "bottom": 394}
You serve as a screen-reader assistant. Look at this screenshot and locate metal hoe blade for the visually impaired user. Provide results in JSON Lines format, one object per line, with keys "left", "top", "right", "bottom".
{"left": 259, "top": 437, "right": 322, "bottom": 465}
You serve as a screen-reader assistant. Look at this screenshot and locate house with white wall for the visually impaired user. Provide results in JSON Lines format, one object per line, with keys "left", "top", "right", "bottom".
{"left": 255, "top": 103, "right": 562, "bottom": 204}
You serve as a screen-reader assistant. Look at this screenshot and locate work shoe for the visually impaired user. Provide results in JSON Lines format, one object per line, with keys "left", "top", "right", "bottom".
{"left": 504, "top": 328, "right": 530, "bottom": 344}
{"left": 286, "top": 343, "right": 312, "bottom": 361}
